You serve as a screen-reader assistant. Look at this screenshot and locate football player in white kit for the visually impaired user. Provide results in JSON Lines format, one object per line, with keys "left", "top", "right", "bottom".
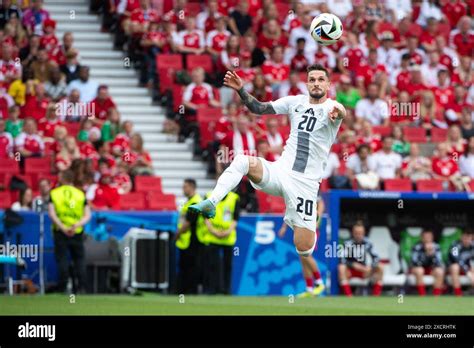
{"left": 190, "top": 64, "right": 346, "bottom": 257}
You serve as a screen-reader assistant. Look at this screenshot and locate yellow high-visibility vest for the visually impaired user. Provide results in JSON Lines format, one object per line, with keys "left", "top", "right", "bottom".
{"left": 50, "top": 185, "right": 86, "bottom": 234}
{"left": 176, "top": 193, "right": 207, "bottom": 249}
{"left": 204, "top": 192, "right": 239, "bottom": 246}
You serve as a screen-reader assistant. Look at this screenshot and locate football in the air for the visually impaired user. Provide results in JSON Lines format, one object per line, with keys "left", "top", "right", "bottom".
{"left": 310, "top": 13, "right": 343, "bottom": 45}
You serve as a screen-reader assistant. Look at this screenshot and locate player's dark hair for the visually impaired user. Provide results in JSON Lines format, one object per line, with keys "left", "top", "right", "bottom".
{"left": 296, "top": 38, "right": 306, "bottom": 44}
{"left": 352, "top": 220, "right": 365, "bottom": 231}
{"left": 421, "top": 229, "right": 433, "bottom": 235}
{"left": 184, "top": 178, "right": 197, "bottom": 189}
{"left": 60, "top": 169, "right": 74, "bottom": 184}
{"left": 306, "top": 64, "right": 330, "bottom": 79}
{"left": 462, "top": 228, "right": 473, "bottom": 236}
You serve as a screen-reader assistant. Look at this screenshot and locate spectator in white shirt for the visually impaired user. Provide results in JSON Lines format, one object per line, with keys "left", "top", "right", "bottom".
{"left": 355, "top": 83, "right": 389, "bottom": 126}
{"left": 384, "top": 0, "right": 412, "bottom": 21}
{"left": 420, "top": 51, "right": 446, "bottom": 87}
{"left": 371, "top": 136, "right": 403, "bottom": 180}
{"left": 174, "top": 17, "right": 205, "bottom": 55}
{"left": 417, "top": 0, "right": 443, "bottom": 27}
{"left": 289, "top": 12, "right": 317, "bottom": 58}
{"left": 346, "top": 144, "right": 379, "bottom": 190}
{"left": 196, "top": 0, "right": 221, "bottom": 31}
{"left": 279, "top": 71, "right": 308, "bottom": 98}
{"left": 66, "top": 66, "right": 98, "bottom": 103}
{"left": 322, "top": 151, "right": 341, "bottom": 179}
{"left": 327, "top": 0, "right": 353, "bottom": 19}
{"left": 377, "top": 31, "right": 400, "bottom": 72}
{"left": 460, "top": 137, "right": 474, "bottom": 178}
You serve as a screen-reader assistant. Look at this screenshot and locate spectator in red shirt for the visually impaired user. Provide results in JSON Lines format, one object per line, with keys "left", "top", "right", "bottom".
{"left": 55, "top": 135, "right": 81, "bottom": 172}
{"left": 399, "top": 36, "right": 427, "bottom": 67}
{"left": 435, "top": 35, "right": 458, "bottom": 72}
{"left": 257, "top": 138, "right": 276, "bottom": 162}
{"left": 452, "top": 55, "right": 473, "bottom": 88}
{"left": 16, "top": 117, "right": 44, "bottom": 158}
{"left": 356, "top": 120, "right": 382, "bottom": 153}
{"left": 196, "top": 0, "right": 222, "bottom": 34}
{"left": 205, "top": 16, "right": 231, "bottom": 58}
{"left": 257, "top": 19, "right": 288, "bottom": 56}
{"left": 174, "top": 17, "right": 205, "bottom": 55}
{"left": 87, "top": 173, "right": 120, "bottom": 210}
{"left": 262, "top": 117, "right": 284, "bottom": 159}
{"left": 246, "top": 73, "right": 273, "bottom": 103}
{"left": 124, "top": 133, "right": 153, "bottom": 176}
{"left": 254, "top": 2, "right": 279, "bottom": 34}
{"left": 420, "top": 17, "right": 439, "bottom": 52}
{"left": 449, "top": 16, "right": 474, "bottom": 57}
{"left": 0, "top": 85, "right": 15, "bottom": 119}
{"left": 282, "top": 1, "right": 304, "bottom": 33}
{"left": 89, "top": 85, "right": 116, "bottom": 127}
{"left": 446, "top": 124, "right": 467, "bottom": 159}
{"left": 0, "top": 42, "right": 22, "bottom": 85}
{"left": 445, "top": 84, "right": 470, "bottom": 126}
{"left": 51, "top": 32, "right": 74, "bottom": 66}
{"left": 418, "top": 90, "right": 446, "bottom": 130}
{"left": 278, "top": 71, "right": 307, "bottom": 98}
{"left": 113, "top": 161, "right": 132, "bottom": 194}
{"left": 40, "top": 19, "right": 58, "bottom": 58}
{"left": 261, "top": 45, "right": 290, "bottom": 95}
{"left": 431, "top": 69, "right": 454, "bottom": 110}
{"left": 442, "top": 0, "right": 467, "bottom": 28}
{"left": 111, "top": 120, "right": 134, "bottom": 156}
{"left": 0, "top": 118, "right": 13, "bottom": 159}
{"left": 288, "top": 38, "right": 311, "bottom": 73}
{"left": 431, "top": 142, "right": 461, "bottom": 188}
{"left": 183, "top": 67, "right": 220, "bottom": 113}
{"left": 406, "top": 65, "right": 428, "bottom": 103}
{"left": 38, "top": 102, "right": 62, "bottom": 142}
{"left": 390, "top": 53, "right": 412, "bottom": 94}
{"left": 50, "top": 125, "right": 67, "bottom": 154}
{"left": 355, "top": 48, "right": 388, "bottom": 95}
{"left": 21, "top": 82, "right": 50, "bottom": 121}
{"left": 128, "top": 0, "right": 159, "bottom": 36}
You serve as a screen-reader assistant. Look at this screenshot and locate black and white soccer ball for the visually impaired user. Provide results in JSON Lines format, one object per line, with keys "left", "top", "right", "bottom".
{"left": 310, "top": 13, "right": 343, "bottom": 46}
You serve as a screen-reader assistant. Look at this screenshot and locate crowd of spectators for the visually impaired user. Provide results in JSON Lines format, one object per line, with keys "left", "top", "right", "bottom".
{"left": 93, "top": 0, "right": 472, "bottom": 209}
{"left": 0, "top": 0, "right": 153, "bottom": 212}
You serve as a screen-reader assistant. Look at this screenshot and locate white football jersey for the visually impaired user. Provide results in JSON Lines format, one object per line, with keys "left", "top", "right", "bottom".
{"left": 271, "top": 94, "right": 342, "bottom": 181}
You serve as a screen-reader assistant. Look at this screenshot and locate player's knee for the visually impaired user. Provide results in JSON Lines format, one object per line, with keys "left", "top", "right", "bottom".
{"left": 433, "top": 267, "right": 444, "bottom": 277}
{"left": 412, "top": 267, "right": 423, "bottom": 276}
{"left": 295, "top": 239, "right": 315, "bottom": 257}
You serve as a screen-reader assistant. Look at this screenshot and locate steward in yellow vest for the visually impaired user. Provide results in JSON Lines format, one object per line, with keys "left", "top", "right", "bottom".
{"left": 48, "top": 169, "right": 91, "bottom": 293}
{"left": 202, "top": 191, "right": 240, "bottom": 295}
{"left": 174, "top": 179, "right": 206, "bottom": 294}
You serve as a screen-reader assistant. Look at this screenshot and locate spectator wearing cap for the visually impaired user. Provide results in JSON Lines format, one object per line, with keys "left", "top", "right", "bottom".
{"left": 30, "top": 47, "right": 57, "bottom": 83}
{"left": 22, "top": 0, "right": 51, "bottom": 36}
{"left": 377, "top": 31, "right": 400, "bottom": 72}
{"left": 44, "top": 67, "right": 67, "bottom": 102}
{"left": 355, "top": 83, "right": 389, "bottom": 126}
{"left": 205, "top": 16, "right": 231, "bottom": 58}
{"left": 66, "top": 66, "right": 98, "bottom": 103}
{"left": 89, "top": 85, "right": 116, "bottom": 127}
{"left": 60, "top": 48, "right": 82, "bottom": 84}
{"left": 40, "top": 19, "right": 58, "bottom": 57}
{"left": 336, "top": 75, "right": 361, "bottom": 110}
{"left": 279, "top": 71, "right": 307, "bottom": 99}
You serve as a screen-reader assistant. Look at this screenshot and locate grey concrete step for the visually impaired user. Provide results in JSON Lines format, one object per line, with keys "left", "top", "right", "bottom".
{"left": 153, "top": 161, "right": 206, "bottom": 170}
{"left": 118, "top": 105, "right": 164, "bottom": 114}
{"left": 132, "top": 124, "right": 163, "bottom": 133}
{"left": 155, "top": 169, "right": 208, "bottom": 179}
{"left": 108, "top": 87, "right": 149, "bottom": 96}
{"left": 57, "top": 32, "right": 111, "bottom": 41}
{"left": 119, "top": 114, "right": 165, "bottom": 123}
{"left": 163, "top": 178, "right": 216, "bottom": 188}
{"left": 146, "top": 143, "right": 189, "bottom": 151}
{"left": 45, "top": 5, "right": 89, "bottom": 13}
{"left": 141, "top": 133, "right": 176, "bottom": 142}
{"left": 151, "top": 152, "right": 193, "bottom": 161}
{"left": 53, "top": 14, "right": 97, "bottom": 23}
{"left": 81, "top": 51, "right": 124, "bottom": 59}
{"left": 57, "top": 23, "right": 101, "bottom": 32}
{"left": 82, "top": 59, "right": 126, "bottom": 68}
{"left": 90, "top": 69, "right": 137, "bottom": 78}
{"left": 114, "top": 96, "right": 153, "bottom": 105}
{"left": 46, "top": 0, "right": 87, "bottom": 4}
{"left": 75, "top": 41, "right": 114, "bottom": 50}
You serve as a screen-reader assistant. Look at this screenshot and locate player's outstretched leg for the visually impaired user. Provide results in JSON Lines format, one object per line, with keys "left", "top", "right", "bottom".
{"left": 293, "top": 226, "right": 316, "bottom": 257}
{"left": 189, "top": 155, "right": 262, "bottom": 218}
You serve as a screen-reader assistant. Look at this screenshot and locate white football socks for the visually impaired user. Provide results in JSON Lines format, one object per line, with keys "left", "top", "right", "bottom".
{"left": 208, "top": 154, "right": 249, "bottom": 206}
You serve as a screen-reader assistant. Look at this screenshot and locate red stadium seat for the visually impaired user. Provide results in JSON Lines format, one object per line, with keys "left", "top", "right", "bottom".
{"left": 416, "top": 179, "right": 445, "bottom": 192}
{"left": 158, "top": 68, "right": 176, "bottom": 93}
{"left": 172, "top": 84, "right": 184, "bottom": 113}
{"left": 199, "top": 121, "right": 216, "bottom": 149}
{"left": 186, "top": 54, "right": 213, "bottom": 73}
{"left": 0, "top": 158, "right": 20, "bottom": 175}
{"left": 256, "top": 191, "right": 271, "bottom": 213}
{"left": 384, "top": 178, "right": 412, "bottom": 192}
{"left": 319, "top": 179, "right": 330, "bottom": 192}
{"left": 372, "top": 126, "right": 392, "bottom": 137}
{"left": 147, "top": 192, "right": 177, "bottom": 210}
{"left": 403, "top": 127, "right": 427, "bottom": 143}
{"left": 134, "top": 176, "right": 162, "bottom": 192}
{"left": 24, "top": 157, "right": 52, "bottom": 175}
{"left": 408, "top": 23, "right": 423, "bottom": 37}
{"left": 431, "top": 128, "right": 448, "bottom": 142}
{"left": 156, "top": 54, "right": 183, "bottom": 70}
{"left": 0, "top": 191, "right": 12, "bottom": 209}
{"left": 468, "top": 180, "right": 474, "bottom": 192}
{"left": 269, "top": 196, "right": 286, "bottom": 213}
{"left": 119, "top": 192, "right": 146, "bottom": 210}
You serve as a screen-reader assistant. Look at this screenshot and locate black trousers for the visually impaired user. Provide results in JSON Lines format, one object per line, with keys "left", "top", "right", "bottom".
{"left": 177, "top": 242, "right": 202, "bottom": 294}
{"left": 53, "top": 231, "right": 86, "bottom": 292}
{"left": 203, "top": 244, "right": 233, "bottom": 295}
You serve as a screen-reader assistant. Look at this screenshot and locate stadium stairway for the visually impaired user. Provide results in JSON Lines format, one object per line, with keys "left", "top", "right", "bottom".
{"left": 44, "top": 0, "right": 216, "bottom": 204}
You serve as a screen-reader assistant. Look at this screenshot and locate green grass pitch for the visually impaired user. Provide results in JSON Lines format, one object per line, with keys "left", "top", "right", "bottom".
{"left": 1, "top": 294, "right": 473, "bottom": 315}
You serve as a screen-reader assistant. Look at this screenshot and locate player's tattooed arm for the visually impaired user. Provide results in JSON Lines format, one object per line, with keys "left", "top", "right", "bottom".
{"left": 237, "top": 87, "right": 276, "bottom": 115}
